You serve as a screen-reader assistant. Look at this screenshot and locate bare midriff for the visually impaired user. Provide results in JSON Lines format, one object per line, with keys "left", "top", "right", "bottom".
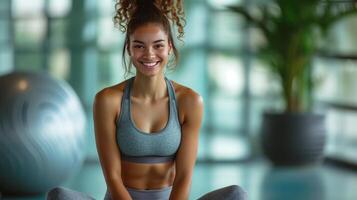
{"left": 121, "top": 160, "right": 176, "bottom": 190}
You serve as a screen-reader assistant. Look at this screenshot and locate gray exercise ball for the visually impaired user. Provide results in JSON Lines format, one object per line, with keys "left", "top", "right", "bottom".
{"left": 0, "top": 71, "right": 86, "bottom": 195}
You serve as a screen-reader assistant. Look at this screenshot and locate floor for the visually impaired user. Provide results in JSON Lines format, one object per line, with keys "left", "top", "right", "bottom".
{"left": 2, "top": 160, "right": 357, "bottom": 200}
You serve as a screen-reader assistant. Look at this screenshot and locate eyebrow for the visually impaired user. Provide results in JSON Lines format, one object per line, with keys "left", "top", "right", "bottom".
{"left": 132, "top": 39, "right": 165, "bottom": 44}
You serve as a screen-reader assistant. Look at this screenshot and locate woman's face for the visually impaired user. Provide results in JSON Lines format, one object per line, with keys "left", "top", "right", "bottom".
{"left": 129, "top": 23, "right": 172, "bottom": 77}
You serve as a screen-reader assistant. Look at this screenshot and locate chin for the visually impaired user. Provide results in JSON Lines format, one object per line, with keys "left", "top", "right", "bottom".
{"left": 138, "top": 72, "right": 159, "bottom": 77}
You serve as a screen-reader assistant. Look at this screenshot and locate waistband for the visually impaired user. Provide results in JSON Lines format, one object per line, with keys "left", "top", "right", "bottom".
{"left": 104, "top": 186, "right": 172, "bottom": 200}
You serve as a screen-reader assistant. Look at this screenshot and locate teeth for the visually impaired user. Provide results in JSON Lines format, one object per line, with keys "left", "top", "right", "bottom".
{"left": 142, "top": 62, "right": 158, "bottom": 67}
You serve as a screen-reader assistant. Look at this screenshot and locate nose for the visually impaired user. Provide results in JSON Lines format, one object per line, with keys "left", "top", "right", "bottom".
{"left": 144, "top": 47, "right": 155, "bottom": 58}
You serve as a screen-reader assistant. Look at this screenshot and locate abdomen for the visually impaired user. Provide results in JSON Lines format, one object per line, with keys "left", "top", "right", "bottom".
{"left": 121, "top": 160, "right": 176, "bottom": 190}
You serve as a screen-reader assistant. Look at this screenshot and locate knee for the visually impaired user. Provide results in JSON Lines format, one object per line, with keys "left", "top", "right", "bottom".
{"left": 46, "top": 187, "right": 68, "bottom": 200}
{"left": 226, "top": 185, "right": 246, "bottom": 195}
{"left": 227, "top": 185, "right": 247, "bottom": 199}
{"left": 197, "top": 185, "right": 248, "bottom": 200}
{"left": 217, "top": 185, "right": 247, "bottom": 200}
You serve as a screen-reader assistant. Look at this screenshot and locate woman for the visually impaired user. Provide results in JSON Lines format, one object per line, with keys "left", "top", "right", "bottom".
{"left": 47, "top": 0, "right": 247, "bottom": 199}
{"left": 95, "top": 0, "right": 202, "bottom": 199}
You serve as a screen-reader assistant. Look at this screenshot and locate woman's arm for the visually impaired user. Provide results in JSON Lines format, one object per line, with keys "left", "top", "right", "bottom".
{"left": 93, "top": 88, "right": 132, "bottom": 200}
{"left": 169, "top": 89, "right": 204, "bottom": 200}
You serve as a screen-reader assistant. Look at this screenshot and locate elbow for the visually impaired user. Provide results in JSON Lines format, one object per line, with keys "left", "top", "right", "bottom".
{"left": 173, "top": 171, "right": 192, "bottom": 187}
{"left": 104, "top": 172, "right": 124, "bottom": 187}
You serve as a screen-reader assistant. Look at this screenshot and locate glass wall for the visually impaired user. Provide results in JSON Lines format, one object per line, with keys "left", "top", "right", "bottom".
{"left": 0, "top": 0, "right": 13, "bottom": 74}
{"left": 1, "top": 0, "right": 357, "bottom": 164}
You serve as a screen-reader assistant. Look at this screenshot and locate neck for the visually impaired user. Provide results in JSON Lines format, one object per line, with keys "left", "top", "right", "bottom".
{"left": 131, "top": 74, "right": 167, "bottom": 100}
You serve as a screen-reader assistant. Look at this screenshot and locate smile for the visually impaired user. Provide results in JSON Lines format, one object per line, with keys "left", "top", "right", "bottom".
{"left": 140, "top": 61, "right": 160, "bottom": 68}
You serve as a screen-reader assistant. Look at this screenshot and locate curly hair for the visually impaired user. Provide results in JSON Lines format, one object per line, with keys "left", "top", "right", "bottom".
{"left": 113, "top": 0, "right": 186, "bottom": 77}
{"left": 113, "top": 0, "right": 185, "bottom": 40}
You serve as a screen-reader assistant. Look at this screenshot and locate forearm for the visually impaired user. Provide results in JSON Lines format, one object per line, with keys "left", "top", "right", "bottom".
{"left": 106, "top": 176, "right": 132, "bottom": 200}
{"left": 169, "top": 177, "right": 192, "bottom": 200}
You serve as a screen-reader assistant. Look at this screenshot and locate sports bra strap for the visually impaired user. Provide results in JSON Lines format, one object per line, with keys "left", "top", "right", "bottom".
{"left": 165, "top": 77, "right": 177, "bottom": 103}
{"left": 123, "top": 77, "right": 134, "bottom": 100}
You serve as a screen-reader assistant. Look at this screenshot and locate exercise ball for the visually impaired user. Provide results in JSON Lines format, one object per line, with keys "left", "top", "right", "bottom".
{"left": 0, "top": 71, "right": 86, "bottom": 195}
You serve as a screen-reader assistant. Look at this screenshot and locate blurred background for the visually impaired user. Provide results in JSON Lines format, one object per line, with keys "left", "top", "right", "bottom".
{"left": 1, "top": 0, "right": 357, "bottom": 199}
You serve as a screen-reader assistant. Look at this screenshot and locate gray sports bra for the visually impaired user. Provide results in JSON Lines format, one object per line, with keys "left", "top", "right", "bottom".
{"left": 116, "top": 77, "right": 181, "bottom": 163}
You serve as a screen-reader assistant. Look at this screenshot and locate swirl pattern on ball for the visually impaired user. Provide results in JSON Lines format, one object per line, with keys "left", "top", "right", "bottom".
{"left": 0, "top": 71, "right": 86, "bottom": 194}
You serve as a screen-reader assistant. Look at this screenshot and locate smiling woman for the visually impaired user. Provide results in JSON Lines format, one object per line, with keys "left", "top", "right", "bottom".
{"left": 46, "top": 0, "right": 247, "bottom": 199}
{"left": 95, "top": 1, "right": 203, "bottom": 197}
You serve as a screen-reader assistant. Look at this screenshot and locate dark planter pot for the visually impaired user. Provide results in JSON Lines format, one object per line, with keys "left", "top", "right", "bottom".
{"left": 261, "top": 112, "right": 326, "bottom": 166}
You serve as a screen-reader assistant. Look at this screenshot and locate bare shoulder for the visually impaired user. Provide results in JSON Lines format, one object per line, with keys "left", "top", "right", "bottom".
{"left": 93, "top": 81, "right": 128, "bottom": 116}
{"left": 170, "top": 81, "right": 204, "bottom": 122}
{"left": 171, "top": 81, "right": 203, "bottom": 105}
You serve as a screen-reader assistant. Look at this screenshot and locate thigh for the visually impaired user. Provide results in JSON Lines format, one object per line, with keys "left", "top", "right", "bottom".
{"left": 47, "top": 187, "right": 95, "bottom": 200}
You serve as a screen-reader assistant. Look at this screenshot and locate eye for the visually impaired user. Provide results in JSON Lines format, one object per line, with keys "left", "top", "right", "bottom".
{"left": 133, "top": 45, "right": 144, "bottom": 49}
{"left": 155, "top": 44, "right": 164, "bottom": 49}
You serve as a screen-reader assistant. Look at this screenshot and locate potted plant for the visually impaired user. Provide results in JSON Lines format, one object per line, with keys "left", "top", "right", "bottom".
{"left": 228, "top": 0, "right": 357, "bottom": 165}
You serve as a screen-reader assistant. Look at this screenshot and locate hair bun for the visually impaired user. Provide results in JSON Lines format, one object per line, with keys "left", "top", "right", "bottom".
{"left": 135, "top": 0, "right": 155, "bottom": 5}
{"left": 114, "top": 0, "right": 185, "bottom": 39}
{"left": 134, "top": 0, "right": 159, "bottom": 12}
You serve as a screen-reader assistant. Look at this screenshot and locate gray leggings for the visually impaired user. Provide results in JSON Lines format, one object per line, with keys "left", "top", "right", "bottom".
{"left": 47, "top": 185, "right": 247, "bottom": 200}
